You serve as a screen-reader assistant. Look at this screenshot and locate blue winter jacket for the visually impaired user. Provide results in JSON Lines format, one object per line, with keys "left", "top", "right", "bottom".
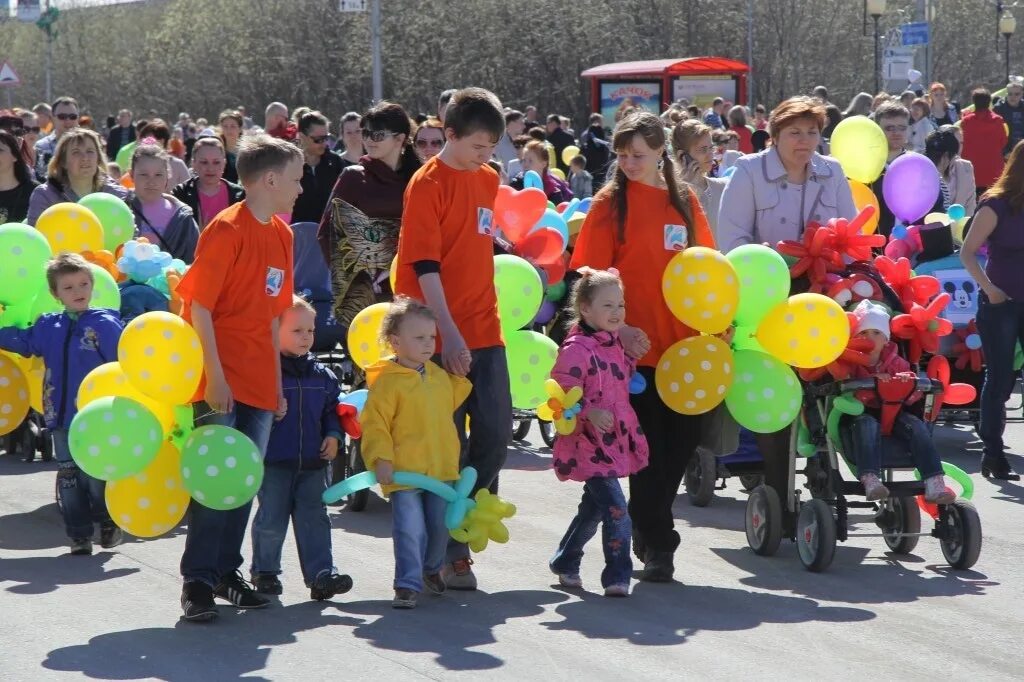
{"left": 266, "top": 352, "right": 344, "bottom": 470}
{"left": 0, "top": 308, "right": 123, "bottom": 429}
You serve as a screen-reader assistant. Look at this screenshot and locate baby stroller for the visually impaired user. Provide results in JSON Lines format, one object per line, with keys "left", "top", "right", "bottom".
{"left": 744, "top": 374, "right": 982, "bottom": 573}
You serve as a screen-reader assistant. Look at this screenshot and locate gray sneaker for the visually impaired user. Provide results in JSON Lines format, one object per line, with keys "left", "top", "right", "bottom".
{"left": 423, "top": 572, "right": 446, "bottom": 595}
{"left": 860, "top": 473, "right": 890, "bottom": 501}
{"left": 392, "top": 588, "right": 417, "bottom": 609}
{"left": 100, "top": 524, "right": 124, "bottom": 549}
{"left": 70, "top": 538, "right": 93, "bottom": 556}
{"left": 441, "top": 558, "right": 477, "bottom": 591}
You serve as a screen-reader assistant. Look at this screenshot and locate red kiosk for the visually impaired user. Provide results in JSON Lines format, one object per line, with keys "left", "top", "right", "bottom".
{"left": 581, "top": 57, "right": 749, "bottom": 121}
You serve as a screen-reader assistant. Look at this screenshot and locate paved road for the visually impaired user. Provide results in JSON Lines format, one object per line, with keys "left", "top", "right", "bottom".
{"left": 1, "top": 419, "right": 1022, "bottom": 680}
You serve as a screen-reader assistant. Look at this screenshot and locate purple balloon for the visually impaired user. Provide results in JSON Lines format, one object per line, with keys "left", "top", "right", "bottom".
{"left": 534, "top": 300, "right": 556, "bottom": 325}
{"left": 882, "top": 152, "right": 940, "bottom": 224}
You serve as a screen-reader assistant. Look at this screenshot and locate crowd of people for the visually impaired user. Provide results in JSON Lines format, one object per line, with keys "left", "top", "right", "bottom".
{"left": 0, "top": 76, "right": 1020, "bottom": 623}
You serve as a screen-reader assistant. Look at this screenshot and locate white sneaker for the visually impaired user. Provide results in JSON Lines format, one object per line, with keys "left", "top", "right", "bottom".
{"left": 441, "top": 558, "right": 477, "bottom": 591}
{"left": 604, "top": 583, "right": 630, "bottom": 597}
{"left": 557, "top": 573, "right": 583, "bottom": 588}
{"left": 860, "top": 472, "right": 890, "bottom": 501}
{"left": 924, "top": 475, "right": 956, "bottom": 505}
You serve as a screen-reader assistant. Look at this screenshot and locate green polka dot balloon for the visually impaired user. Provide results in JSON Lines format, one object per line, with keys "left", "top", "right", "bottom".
{"left": 725, "top": 350, "right": 802, "bottom": 434}
{"left": 30, "top": 263, "right": 122, "bottom": 321}
{"left": 68, "top": 396, "right": 165, "bottom": 481}
{"left": 0, "top": 222, "right": 53, "bottom": 307}
{"left": 494, "top": 254, "right": 543, "bottom": 333}
{"left": 505, "top": 329, "right": 558, "bottom": 409}
{"left": 79, "top": 193, "right": 136, "bottom": 252}
{"left": 180, "top": 425, "right": 264, "bottom": 510}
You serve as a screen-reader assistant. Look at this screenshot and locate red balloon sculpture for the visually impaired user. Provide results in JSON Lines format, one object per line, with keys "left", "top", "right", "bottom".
{"left": 890, "top": 293, "right": 954, "bottom": 364}
{"left": 873, "top": 256, "right": 941, "bottom": 309}
{"left": 951, "top": 319, "right": 984, "bottom": 373}
{"left": 925, "top": 354, "right": 978, "bottom": 422}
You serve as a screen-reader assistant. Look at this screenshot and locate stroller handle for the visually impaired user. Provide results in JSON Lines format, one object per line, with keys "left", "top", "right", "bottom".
{"left": 828, "top": 376, "right": 942, "bottom": 396}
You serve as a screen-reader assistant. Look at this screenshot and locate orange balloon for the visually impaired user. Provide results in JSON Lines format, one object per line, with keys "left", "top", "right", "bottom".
{"left": 848, "top": 179, "right": 880, "bottom": 235}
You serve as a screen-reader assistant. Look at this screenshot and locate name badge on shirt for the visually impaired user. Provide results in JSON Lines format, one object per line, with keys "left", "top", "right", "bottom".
{"left": 664, "top": 224, "right": 688, "bottom": 251}
{"left": 265, "top": 267, "right": 284, "bottom": 297}
{"left": 477, "top": 207, "right": 495, "bottom": 237}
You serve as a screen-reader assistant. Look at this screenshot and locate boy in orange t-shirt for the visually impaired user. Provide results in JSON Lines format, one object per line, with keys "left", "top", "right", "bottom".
{"left": 393, "top": 88, "right": 511, "bottom": 591}
{"left": 175, "top": 133, "right": 302, "bottom": 623}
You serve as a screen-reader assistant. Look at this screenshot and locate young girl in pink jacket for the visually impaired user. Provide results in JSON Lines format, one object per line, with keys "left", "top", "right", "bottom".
{"left": 548, "top": 268, "right": 649, "bottom": 597}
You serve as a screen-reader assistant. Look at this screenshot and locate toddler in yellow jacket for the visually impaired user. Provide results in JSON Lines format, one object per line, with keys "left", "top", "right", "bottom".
{"left": 361, "top": 297, "right": 471, "bottom": 610}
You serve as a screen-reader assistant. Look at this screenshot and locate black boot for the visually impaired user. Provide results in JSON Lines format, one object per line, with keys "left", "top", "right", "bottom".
{"left": 982, "top": 455, "right": 1020, "bottom": 481}
{"left": 639, "top": 550, "right": 674, "bottom": 583}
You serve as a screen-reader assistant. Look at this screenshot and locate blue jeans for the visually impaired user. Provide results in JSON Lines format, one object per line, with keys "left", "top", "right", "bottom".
{"left": 53, "top": 428, "right": 110, "bottom": 540}
{"left": 976, "top": 293, "right": 1024, "bottom": 458}
{"left": 447, "top": 346, "right": 512, "bottom": 563}
{"left": 844, "top": 412, "right": 943, "bottom": 479}
{"left": 251, "top": 466, "right": 334, "bottom": 586}
{"left": 392, "top": 488, "right": 450, "bottom": 591}
{"left": 180, "top": 401, "right": 273, "bottom": 588}
{"left": 550, "top": 477, "right": 633, "bottom": 588}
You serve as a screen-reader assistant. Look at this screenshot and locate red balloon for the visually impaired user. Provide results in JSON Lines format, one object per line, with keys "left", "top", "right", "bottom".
{"left": 515, "top": 227, "right": 564, "bottom": 265}
{"left": 494, "top": 187, "right": 547, "bottom": 243}
{"left": 539, "top": 255, "right": 566, "bottom": 285}
{"left": 916, "top": 488, "right": 954, "bottom": 520}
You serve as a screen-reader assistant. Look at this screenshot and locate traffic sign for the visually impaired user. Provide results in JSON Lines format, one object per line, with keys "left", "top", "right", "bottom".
{"left": 0, "top": 60, "right": 20, "bottom": 87}
{"left": 900, "top": 22, "right": 930, "bottom": 46}
{"left": 338, "top": 0, "right": 366, "bottom": 10}
{"left": 883, "top": 47, "right": 915, "bottom": 81}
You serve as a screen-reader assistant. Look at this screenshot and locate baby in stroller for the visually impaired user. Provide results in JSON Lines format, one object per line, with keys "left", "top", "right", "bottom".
{"left": 842, "top": 300, "right": 956, "bottom": 505}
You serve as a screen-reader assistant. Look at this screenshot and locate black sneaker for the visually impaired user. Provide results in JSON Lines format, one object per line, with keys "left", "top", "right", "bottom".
{"left": 100, "top": 524, "right": 124, "bottom": 549}
{"left": 181, "top": 581, "right": 218, "bottom": 622}
{"left": 392, "top": 588, "right": 417, "bottom": 609}
{"left": 213, "top": 570, "right": 270, "bottom": 609}
{"left": 310, "top": 572, "right": 353, "bottom": 601}
{"left": 639, "top": 550, "right": 675, "bottom": 583}
{"left": 251, "top": 574, "right": 283, "bottom": 596}
{"left": 69, "top": 538, "right": 93, "bottom": 556}
{"left": 423, "top": 572, "right": 446, "bottom": 595}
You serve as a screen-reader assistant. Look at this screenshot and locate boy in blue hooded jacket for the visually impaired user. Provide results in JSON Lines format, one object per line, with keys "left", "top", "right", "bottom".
{"left": 0, "top": 253, "right": 124, "bottom": 555}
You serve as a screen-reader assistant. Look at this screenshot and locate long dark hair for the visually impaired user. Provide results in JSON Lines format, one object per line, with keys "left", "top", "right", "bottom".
{"left": 0, "top": 130, "right": 33, "bottom": 186}
{"left": 362, "top": 101, "right": 421, "bottom": 178}
{"left": 983, "top": 139, "right": 1024, "bottom": 213}
{"left": 607, "top": 110, "right": 694, "bottom": 245}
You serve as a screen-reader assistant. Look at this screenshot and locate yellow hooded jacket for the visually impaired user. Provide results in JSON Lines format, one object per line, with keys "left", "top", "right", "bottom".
{"left": 360, "top": 359, "right": 472, "bottom": 496}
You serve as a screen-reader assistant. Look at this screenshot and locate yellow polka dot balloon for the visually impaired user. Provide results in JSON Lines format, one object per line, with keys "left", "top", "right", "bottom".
{"left": 0, "top": 353, "right": 29, "bottom": 436}
{"left": 105, "top": 442, "right": 189, "bottom": 538}
{"left": 118, "top": 312, "right": 204, "bottom": 405}
{"left": 78, "top": 362, "right": 176, "bottom": 436}
{"left": 347, "top": 302, "right": 391, "bottom": 369}
{"left": 655, "top": 336, "right": 733, "bottom": 415}
{"left": 662, "top": 247, "right": 739, "bottom": 335}
{"left": 756, "top": 293, "right": 849, "bottom": 369}
{"left": 35, "top": 202, "right": 104, "bottom": 254}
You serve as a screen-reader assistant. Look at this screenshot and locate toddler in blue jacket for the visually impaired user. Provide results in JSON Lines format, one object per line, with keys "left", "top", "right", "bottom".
{"left": 0, "top": 253, "right": 124, "bottom": 555}
{"left": 249, "top": 295, "right": 353, "bottom": 601}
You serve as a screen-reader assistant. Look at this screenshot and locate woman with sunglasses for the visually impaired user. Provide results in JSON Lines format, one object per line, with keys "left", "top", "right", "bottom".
{"left": 0, "top": 130, "right": 38, "bottom": 224}
{"left": 292, "top": 110, "right": 344, "bottom": 224}
{"left": 413, "top": 116, "right": 445, "bottom": 163}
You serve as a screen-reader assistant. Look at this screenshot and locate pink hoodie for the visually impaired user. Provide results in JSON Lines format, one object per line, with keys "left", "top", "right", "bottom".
{"left": 850, "top": 341, "right": 922, "bottom": 407}
{"left": 549, "top": 324, "right": 649, "bottom": 482}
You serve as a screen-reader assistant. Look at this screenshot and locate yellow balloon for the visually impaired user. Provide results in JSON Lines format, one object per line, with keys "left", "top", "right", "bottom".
{"left": 117, "top": 312, "right": 204, "bottom": 405}
{"left": 952, "top": 217, "right": 969, "bottom": 244}
{"left": 389, "top": 256, "right": 398, "bottom": 293}
{"left": 105, "top": 442, "right": 189, "bottom": 538}
{"left": 756, "top": 294, "right": 849, "bottom": 368}
{"left": 0, "top": 354, "right": 29, "bottom": 435}
{"left": 830, "top": 116, "right": 887, "bottom": 184}
{"left": 78, "top": 362, "right": 176, "bottom": 436}
{"left": 35, "top": 202, "right": 104, "bottom": 254}
{"left": 848, "top": 179, "right": 880, "bottom": 235}
{"left": 923, "top": 212, "right": 951, "bottom": 226}
{"left": 561, "top": 145, "right": 581, "bottom": 167}
{"left": 26, "top": 361, "right": 44, "bottom": 414}
{"left": 655, "top": 336, "right": 733, "bottom": 415}
{"left": 662, "top": 246, "right": 739, "bottom": 334}
{"left": 347, "top": 302, "right": 391, "bottom": 369}
{"left": 550, "top": 168, "right": 566, "bottom": 181}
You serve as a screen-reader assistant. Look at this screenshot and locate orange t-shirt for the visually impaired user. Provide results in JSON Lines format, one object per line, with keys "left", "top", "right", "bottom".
{"left": 569, "top": 182, "right": 715, "bottom": 367}
{"left": 395, "top": 156, "right": 502, "bottom": 350}
{"left": 175, "top": 201, "right": 294, "bottom": 411}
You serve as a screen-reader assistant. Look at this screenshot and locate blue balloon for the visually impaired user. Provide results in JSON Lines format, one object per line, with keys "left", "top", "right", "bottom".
{"left": 340, "top": 389, "right": 368, "bottom": 415}
{"left": 523, "top": 170, "right": 543, "bottom": 190}
{"left": 532, "top": 208, "right": 569, "bottom": 247}
{"left": 947, "top": 203, "right": 966, "bottom": 221}
{"left": 321, "top": 466, "right": 478, "bottom": 507}
{"left": 629, "top": 372, "right": 647, "bottom": 395}
{"left": 722, "top": 166, "right": 737, "bottom": 178}
{"left": 577, "top": 198, "right": 592, "bottom": 214}
{"left": 322, "top": 470, "right": 377, "bottom": 503}
{"left": 561, "top": 198, "right": 580, "bottom": 217}
{"left": 891, "top": 224, "right": 908, "bottom": 240}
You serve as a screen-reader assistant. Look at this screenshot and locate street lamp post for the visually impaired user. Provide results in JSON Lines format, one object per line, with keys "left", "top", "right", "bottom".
{"left": 867, "top": 0, "right": 887, "bottom": 92}
{"left": 1001, "top": 11, "right": 1017, "bottom": 83}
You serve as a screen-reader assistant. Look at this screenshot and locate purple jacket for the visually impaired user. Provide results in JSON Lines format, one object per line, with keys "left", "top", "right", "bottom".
{"left": 27, "top": 179, "right": 131, "bottom": 226}
{"left": 550, "top": 324, "right": 649, "bottom": 482}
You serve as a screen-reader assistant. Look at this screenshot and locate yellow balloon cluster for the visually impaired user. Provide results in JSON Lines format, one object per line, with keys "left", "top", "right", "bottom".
{"left": 347, "top": 302, "right": 392, "bottom": 369}
{"left": 536, "top": 378, "right": 583, "bottom": 435}
{"left": 449, "top": 489, "right": 517, "bottom": 553}
{"left": 78, "top": 362, "right": 176, "bottom": 436}
{"left": 848, "top": 180, "right": 880, "bottom": 235}
{"left": 655, "top": 337, "right": 733, "bottom": 415}
{"left": 105, "top": 442, "right": 190, "bottom": 537}
{"left": 35, "top": 202, "right": 104, "bottom": 254}
{"left": 662, "top": 247, "right": 738, "bottom": 334}
{"left": 0, "top": 353, "right": 30, "bottom": 436}
{"left": 117, "top": 312, "right": 204, "bottom": 405}
{"left": 756, "top": 294, "right": 849, "bottom": 368}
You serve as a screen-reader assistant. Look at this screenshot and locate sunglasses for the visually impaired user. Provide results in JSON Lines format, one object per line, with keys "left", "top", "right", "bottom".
{"left": 883, "top": 125, "right": 908, "bottom": 133}
{"left": 24, "top": 126, "right": 40, "bottom": 133}
{"left": 362, "top": 129, "right": 399, "bottom": 142}
{"left": 307, "top": 135, "right": 329, "bottom": 144}
{"left": 416, "top": 138, "right": 444, "bottom": 149}
{"left": 56, "top": 113, "right": 79, "bottom": 121}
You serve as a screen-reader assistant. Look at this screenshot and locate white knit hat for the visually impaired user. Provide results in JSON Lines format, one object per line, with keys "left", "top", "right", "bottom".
{"left": 853, "top": 300, "right": 890, "bottom": 341}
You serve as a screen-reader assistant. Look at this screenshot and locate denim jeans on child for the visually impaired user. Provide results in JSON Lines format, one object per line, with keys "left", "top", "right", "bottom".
{"left": 251, "top": 466, "right": 334, "bottom": 586}
{"left": 53, "top": 428, "right": 110, "bottom": 540}
{"left": 447, "top": 346, "right": 512, "bottom": 563}
{"left": 550, "top": 476, "right": 633, "bottom": 588}
{"left": 392, "top": 488, "right": 450, "bottom": 592}
{"left": 975, "top": 294, "right": 1024, "bottom": 458}
{"left": 845, "top": 412, "right": 943, "bottom": 478}
{"left": 180, "top": 401, "right": 273, "bottom": 588}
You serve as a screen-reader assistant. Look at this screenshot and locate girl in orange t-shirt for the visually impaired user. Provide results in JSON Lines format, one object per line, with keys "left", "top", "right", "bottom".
{"left": 569, "top": 110, "right": 715, "bottom": 583}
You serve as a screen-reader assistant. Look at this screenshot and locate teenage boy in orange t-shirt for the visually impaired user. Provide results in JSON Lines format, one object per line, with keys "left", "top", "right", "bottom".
{"left": 175, "top": 133, "right": 302, "bottom": 623}
{"left": 394, "top": 88, "right": 511, "bottom": 591}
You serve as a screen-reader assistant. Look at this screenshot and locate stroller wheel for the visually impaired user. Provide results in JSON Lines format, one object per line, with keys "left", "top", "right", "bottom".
{"left": 511, "top": 418, "right": 532, "bottom": 442}
{"left": 880, "top": 496, "right": 921, "bottom": 554}
{"left": 739, "top": 474, "right": 764, "bottom": 493}
{"left": 684, "top": 447, "right": 716, "bottom": 507}
{"left": 538, "top": 419, "right": 556, "bottom": 448}
{"left": 796, "top": 499, "right": 837, "bottom": 572}
{"left": 745, "top": 484, "right": 783, "bottom": 556}
{"left": 939, "top": 500, "right": 982, "bottom": 570}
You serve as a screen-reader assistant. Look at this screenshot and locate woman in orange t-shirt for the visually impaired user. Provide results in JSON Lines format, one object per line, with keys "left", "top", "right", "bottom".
{"left": 569, "top": 111, "right": 715, "bottom": 583}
